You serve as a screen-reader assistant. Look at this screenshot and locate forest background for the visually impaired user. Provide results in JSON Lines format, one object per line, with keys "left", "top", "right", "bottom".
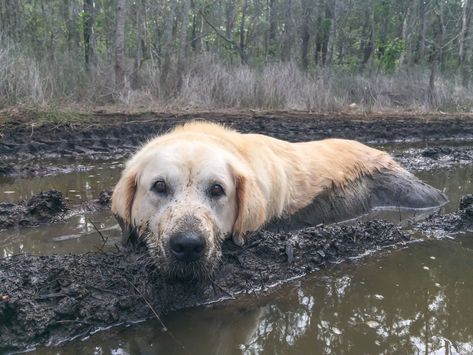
{"left": 1, "top": 0, "right": 473, "bottom": 113}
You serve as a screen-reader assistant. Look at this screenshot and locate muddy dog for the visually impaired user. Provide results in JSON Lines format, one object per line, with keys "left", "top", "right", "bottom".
{"left": 112, "top": 122, "right": 447, "bottom": 279}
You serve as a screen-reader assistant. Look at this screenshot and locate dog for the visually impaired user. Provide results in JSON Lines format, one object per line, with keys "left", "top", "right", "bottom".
{"left": 111, "top": 121, "right": 447, "bottom": 279}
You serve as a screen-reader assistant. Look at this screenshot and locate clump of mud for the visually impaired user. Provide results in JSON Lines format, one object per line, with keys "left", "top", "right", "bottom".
{"left": 0, "top": 190, "right": 68, "bottom": 229}
{"left": 460, "top": 194, "right": 473, "bottom": 211}
{"left": 414, "top": 194, "right": 473, "bottom": 235}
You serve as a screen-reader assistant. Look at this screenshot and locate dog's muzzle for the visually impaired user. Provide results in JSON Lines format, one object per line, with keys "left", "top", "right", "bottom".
{"left": 169, "top": 231, "right": 206, "bottom": 263}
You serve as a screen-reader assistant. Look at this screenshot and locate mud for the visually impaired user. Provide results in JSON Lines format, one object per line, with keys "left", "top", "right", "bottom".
{"left": 393, "top": 146, "right": 473, "bottom": 171}
{"left": 1, "top": 112, "right": 473, "bottom": 177}
{"left": 0, "top": 190, "right": 68, "bottom": 229}
{"left": 1, "top": 199, "right": 472, "bottom": 352}
{"left": 0, "top": 189, "right": 114, "bottom": 231}
{"left": 0, "top": 220, "right": 408, "bottom": 352}
{"left": 414, "top": 194, "right": 473, "bottom": 235}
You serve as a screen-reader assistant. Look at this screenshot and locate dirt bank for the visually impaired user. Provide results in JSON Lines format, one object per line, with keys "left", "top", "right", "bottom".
{"left": 1, "top": 112, "right": 473, "bottom": 177}
{"left": 0, "top": 112, "right": 473, "bottom": 177}
{"left": 0, "top": 190, "right": 110, "bottom": 230}
{"left": 0, "top": 190, "right": 68, "bottom": 229}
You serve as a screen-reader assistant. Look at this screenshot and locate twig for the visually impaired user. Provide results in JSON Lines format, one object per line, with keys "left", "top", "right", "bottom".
{"left": 210, "top": 279, "right": 235, "bottom": 299}
{"left": 88, "top": 218, "right": 108, "bottom": 249}
{"left": 127, "top": 280, "right": 185, "bottom": 350}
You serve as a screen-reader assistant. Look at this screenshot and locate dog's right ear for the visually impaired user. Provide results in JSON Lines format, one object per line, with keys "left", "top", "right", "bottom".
{"left": 111, "top": 167, "right": 138, "bottom": 245}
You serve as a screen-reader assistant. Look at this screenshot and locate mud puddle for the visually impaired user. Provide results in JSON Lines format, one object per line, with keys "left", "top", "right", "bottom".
{"left": 32, "top": 232, "right": 473, "bottom": 354}
{"left": 0, "top": 160, "right": 122, "bottom": 204}
{"left": 0, "top": 210, "right": 119, "bottom": 258}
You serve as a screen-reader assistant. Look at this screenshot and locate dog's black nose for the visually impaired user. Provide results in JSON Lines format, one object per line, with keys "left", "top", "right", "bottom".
{"left": 170, "top": 232, "right": 206, "bottom": 262}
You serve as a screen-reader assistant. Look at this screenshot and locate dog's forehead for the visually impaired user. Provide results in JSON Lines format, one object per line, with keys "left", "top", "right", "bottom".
{"left": 141, "top": 139, "right": 232, "bottom": 180}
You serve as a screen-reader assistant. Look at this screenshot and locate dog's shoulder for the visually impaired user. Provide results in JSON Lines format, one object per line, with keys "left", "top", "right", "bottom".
{"left": 172, "top": 121, "right": 237, "bottom": 137}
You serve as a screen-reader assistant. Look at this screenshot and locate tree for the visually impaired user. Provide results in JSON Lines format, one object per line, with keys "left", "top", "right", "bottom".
{"left": 83, "top": 0, "right": 96, "bottom": 71}
{"left": 458, "top": 0, "right": 472, "bottom": 87}
{"left": 115, "top": 0, "right": 126, "bottom": 90}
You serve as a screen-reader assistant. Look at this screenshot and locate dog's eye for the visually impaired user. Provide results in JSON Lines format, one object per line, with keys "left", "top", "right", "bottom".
{"left": 152, "top": 180, "right": 167, "bottom": 194}
{"left": 209, "top": 183, "right": 225, "bottom": 197}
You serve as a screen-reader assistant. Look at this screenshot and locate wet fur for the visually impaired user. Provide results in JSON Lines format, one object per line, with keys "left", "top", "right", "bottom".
{"left": 112, "top": 122, "right": 447, "bottom": 278}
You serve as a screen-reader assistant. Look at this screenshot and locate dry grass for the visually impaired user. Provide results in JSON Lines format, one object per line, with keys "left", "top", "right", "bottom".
{"left": 1, "top": 37, "right": 472, "bottom": 113}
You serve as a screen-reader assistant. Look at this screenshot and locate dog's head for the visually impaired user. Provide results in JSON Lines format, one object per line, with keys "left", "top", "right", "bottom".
{"left": 112, "top": 126, "right": 266, "bottom": 280}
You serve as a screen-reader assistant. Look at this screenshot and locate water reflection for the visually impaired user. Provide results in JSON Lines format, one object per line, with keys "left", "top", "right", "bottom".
{"left": 416, "top": 165, "right": 473, "bottom": 213}
{"left": 35, "top": 234, "right": 473, "bottom": 354}
{"left": 0, "top": 210, "right": 121, "bottom": 256}
{"left": 0, "top": 160, "right": 123, "bottom": 205}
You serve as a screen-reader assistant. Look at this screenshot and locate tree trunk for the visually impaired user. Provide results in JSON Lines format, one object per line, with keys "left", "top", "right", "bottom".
{"left": 133, "top": 0, "right": 145, "bottom": 89}
{"left": 160, "top": 1, "right": 177, "bottom": 93}
{"left": 326, "top": 0, "right": 337, "bottom": 65}
{"left": 239, "top": 0, "right": 249, "bottom": 64}
{"left": 399, "top": 4, "right": 411, "bottom": 68}
{"left": 83, "top": 0, "right": 96, "bottom": 71}
{"left": 417, "top": 0, "right": 426, "bottom": 65}
{"left": 266, "top": 0, "right": 277, "bottom": 57}
{"left": 300, "top": 0, "right": 311, "bottom": 70}
{"left": 458, "top": 0, "right": 472, "bottom": 87}
{"left": 314, "top": 0, "right": 322, "bottom": 66}
{"left": 428, "top": 12, "right": 442, "bottom": 108}
{"left": 359, "top": 2, "right": 375, "bottom": 71}
{"left": 177, "top": 0, "right": 190, "bottom": 75}
{"left": 115, "top": 0, "right": 126, "bottom": 90}
{"left": 320, "top": 0, "right": 332, "bottom": 65}
{"left": 190, "top": 0, "right": 202, "bottom": 54}
{"left": 282, "top": 0, "right": 293, "bottom": 61}
{"left": 225, "top": 0, "right": 237, "bottom": 40}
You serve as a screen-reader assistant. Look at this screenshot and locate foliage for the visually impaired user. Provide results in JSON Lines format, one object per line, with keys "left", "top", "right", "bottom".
{"left": 0, "top": 0, "right": 472, "bottom": 111}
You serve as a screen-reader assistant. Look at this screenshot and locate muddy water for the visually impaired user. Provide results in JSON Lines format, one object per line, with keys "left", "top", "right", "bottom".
{"left": 33, "top": 233, "right": 473, "bottom": 354}
{"left": 0, "top": 211, "right": 119, "bottom": 258}
{"left": 0, "top": 160, "right": 123, "bottom": 204}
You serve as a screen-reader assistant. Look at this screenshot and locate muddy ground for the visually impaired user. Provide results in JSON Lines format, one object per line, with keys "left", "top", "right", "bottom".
{"left": 1, "top": 199, "right": 471, "bottom": 353}
{"left": 1, "top": 112, "right": 473, "bottom": 352}
{"left": 1, "top": 112, "right": 473, "bottom": 177}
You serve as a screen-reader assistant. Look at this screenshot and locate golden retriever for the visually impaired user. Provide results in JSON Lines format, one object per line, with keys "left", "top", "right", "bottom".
{"left": 111, "top": 121, "right": 447, "bottom": 279}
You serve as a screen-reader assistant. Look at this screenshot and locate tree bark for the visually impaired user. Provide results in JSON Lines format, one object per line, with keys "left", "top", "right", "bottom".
{"left": 282, "top": 0, "right": 293, "bottom": 61}
{"left": 300, "top": 0, "right": 311, "bottom": 70}
{"left": 239, "top": 0, "right": 249, "bottom": 64}
{"left": 417, "top": 0, "right": 427, "bottom": 65}
{"left": 359, "top": 2, "right": 375, "bottom": 70}
{"left": 115, "top": 0, "right": 127, "bottom": 90}
{"left": 266, "top": 0, "right": 277, "bottom": 57}
{"left": 133, "top": 0, "right": 145, "bottom": 88}
{"left": 399, "top": 4, "right": 411, "bottom": 68}
{"left": 177, "top": 0, "right": 191, "bottom": 80}
{"left": 190, "top": 0, "right": 202, "bottom": 53}
{"left": 160, "top": 1, "right": 177, "bottom": 91}
{"left": 458, "top": 0, "right": 472, "bottom": 87}
{"left": 83, "top": 0, "right": 96, "bottom": 71}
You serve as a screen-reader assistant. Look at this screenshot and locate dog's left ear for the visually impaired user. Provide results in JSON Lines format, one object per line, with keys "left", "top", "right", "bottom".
{"left": 231, "top": 165, "right": 267, "bottom": 246}
{"left": 111, "top": 166, "right": 138, "bottom": 245}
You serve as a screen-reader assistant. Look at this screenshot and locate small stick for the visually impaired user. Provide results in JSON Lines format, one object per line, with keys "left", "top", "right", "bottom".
{"left": 210, "top": 279, "right": 235, "bottom": 299}
{"left": 88, "top": 218, "right": 109, "bottom": 250}
{"left": 127, "top": 280, "right": 184, "bottom": 350}
{"left": 88, "top": 218, "right": 106, "bottom": 242}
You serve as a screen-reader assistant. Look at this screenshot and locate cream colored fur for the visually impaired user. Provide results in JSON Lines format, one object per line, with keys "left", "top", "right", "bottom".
{"left": 112, "top": 121, "right": 402, "bottom": 247}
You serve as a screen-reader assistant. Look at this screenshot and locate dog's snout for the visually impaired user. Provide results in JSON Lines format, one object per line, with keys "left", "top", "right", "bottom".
{"left": 170, "top": 232, "right": 206, "bottom": 262}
